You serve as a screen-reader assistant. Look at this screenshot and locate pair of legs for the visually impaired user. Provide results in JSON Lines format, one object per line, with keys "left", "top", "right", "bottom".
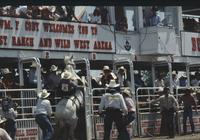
{"left": 183, "top": 106, "right": 195, "bottom": 134}
{"left": 103, "top": 109, "right": 129, "bottom": 140}
{"left": 5, "top": 119, "right": 16, "bottom": 139}
{"left": 35, "top": 114, "right": 54, "bottom": 140}
{"left": 160, "top": 108, "right": 175, "bottom": 138}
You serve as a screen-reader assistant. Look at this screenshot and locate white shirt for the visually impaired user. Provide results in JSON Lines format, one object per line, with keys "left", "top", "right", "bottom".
{"left": 99, "top": 92, "right": 127, "bottom": 114}
{"left": 35, "top": 99, "right": 52, "bottom": 116}
{"left": 155, "top": 79, "right": 165, "bottom": 87}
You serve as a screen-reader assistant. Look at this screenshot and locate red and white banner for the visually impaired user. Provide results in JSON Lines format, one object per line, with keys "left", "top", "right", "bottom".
{"left": 181, "top": 31, "right": 200, "bottom": 56}
{"left": 0, "top": 17, "right": 115, "bottom": 53}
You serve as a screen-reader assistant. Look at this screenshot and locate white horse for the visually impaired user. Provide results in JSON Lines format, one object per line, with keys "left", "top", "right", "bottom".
{"left": 54, "top": 56, "right": 85, "bottom": 140}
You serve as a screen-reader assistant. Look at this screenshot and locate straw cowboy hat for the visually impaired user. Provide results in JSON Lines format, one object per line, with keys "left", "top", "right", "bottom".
{"left": 30, "top": 62, "right": 37, "bottom": 68}
{"left": 103, "top": 66, "right": 111, "bottom": 71}
{"left": 50, "top": 65, "right": 58, "bottom": 72}
{"left": 38, "top": 89, "right": 50, "bottom": 99}
{"left": 122, "top": 88, "right": 132, "bottom": 97}
{"left": 61, "top": 71, "right": 72, "bottom": 79}
{"left": 106, "top": 79, "right": 120, "bottom": 88}
{"left": 119, "top": 66, "right": 125, "bottom": 70}
{"left": 3, "top": 68, "right": 11, "bottom": 75}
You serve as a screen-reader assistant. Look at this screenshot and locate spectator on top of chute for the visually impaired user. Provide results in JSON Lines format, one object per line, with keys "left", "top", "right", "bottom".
{"left": 89, "top": 7, "right": 101, "bottom": 24}
{"left": 155, "top": 74, "right": 165, "bottom": 87}
{"left": 149, "top": 6, "right": 161, "bottom": 26}
{"left": 179, "top": 73, "right": 188, "bottom": 87}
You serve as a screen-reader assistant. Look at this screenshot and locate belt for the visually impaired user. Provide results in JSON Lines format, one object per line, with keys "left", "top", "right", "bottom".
{"left": 106, "top": 107, "right": 121, "bottom": 111}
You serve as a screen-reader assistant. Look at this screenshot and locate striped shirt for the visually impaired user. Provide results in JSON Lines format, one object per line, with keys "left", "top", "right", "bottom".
{"left": 35, "top": 99, "right": 52, "bottom": 116}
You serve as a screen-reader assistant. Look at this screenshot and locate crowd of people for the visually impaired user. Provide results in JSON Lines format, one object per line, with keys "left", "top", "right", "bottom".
{"left": 0, "top": 6, "right": 109, "bottom": 25}
{"left": 0, "top": 63, "right": 199, "bottom": 139}
{"left": 183, "top": 17, "right": 200, "bottom": 32}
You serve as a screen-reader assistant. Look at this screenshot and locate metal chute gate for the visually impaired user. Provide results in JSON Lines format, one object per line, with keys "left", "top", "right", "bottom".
{"left": 136, "top": 86, "right": 200, "bottom": 137}
{"left": 0, "top": 89, "right": 39, "bottom": 140}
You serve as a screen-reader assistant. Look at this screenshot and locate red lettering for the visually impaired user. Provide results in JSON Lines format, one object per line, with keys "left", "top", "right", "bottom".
{"left": 91, "top": 26, "right": 97, "bottom": 35}
{"left": 78, "top": 25, "right": 88, "bottom": 35}
{"left": 26, "top": 129, "right": 37, "bottom": 136}
{"left": 55, "top": 39, "right": 70, "bottom": 48}
{"left": 0, "top": 19, "right": 12, "bottom": 30}
{"left": 12, "top": 36, "right": 34, "bottom": 47}
{"left": 0, "top": 35, "right": 7, "bottom": 45}
{"left": 25, "top": 21, "right": 39, "bottom": 31}
{"left": 197, "top": 38, "right": 200, "bottom": 51}
{"left": 192, "top": 37, "right": 197, "bottom": 51}
{"left": 39, "top": 38, "right": 52, "bottom": 48}
{"left": 15, "top": 20, "right": 19, "bottom": 30}
{"left": 93, "top": 41, "right": 112, "bottom": 50}
{"left": 43, "top": 23, "right": 74, "bottom": 34}
{"left": 74, "top": 40, "right": 89, "bottom": 49}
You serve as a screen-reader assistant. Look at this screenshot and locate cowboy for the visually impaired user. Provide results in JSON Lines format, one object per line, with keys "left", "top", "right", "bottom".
{"left": 154, "top": 74, "right": 165, "bottom": 87}
{"left": 58, "top": 71, "right": 80, "bottom": 98}
{"left": 179, "top": 73, "right": 187, "bottom": 87}
{"left": 35, "top": 89, "right": 54, "bottom": 140}
{"left": 99, "top": 65, "right": 117, "bottom": 87}
{"left": 98, "top": 79, "right": 128, "bottom": 140}
{"left": 122, "top": 88, "right": 136, "bottom": 125}
{"left": 0, "top": 117, "right": 12, "bottom": 140}
{"left": 46, "top": 65, "right": 60, "bottom": 91}
{"left": 149, "top": 6, "right": 161, "bottom": 26}
{"left": 117, "top": 66, "right": 127, "bottom": 87}
{"left": 150, "top": 87, "right": 179, "bottom": 138}
{"left": 179, "top": 88, "right": 197, "bottom": 135}
{"left": 28, "top": 62, "right": 37, "bottom": 88}
{"left": 2, "top": 92, "right": 17, "bottom": 140}
{"left": 2, "top": 68, "right": 16, "bottom": 89}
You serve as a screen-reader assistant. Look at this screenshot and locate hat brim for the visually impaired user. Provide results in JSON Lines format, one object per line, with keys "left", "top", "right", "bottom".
{"left": 51, "top": 68, "right": 58, "bottom": 72}
{"left": 38, "top": 92, "right": 50, "bottom": 99}
{"left": 0, "top": 118, "right": 6, "bottom": 124}
{"left": 106, "top": 83, "right": 120, "bottom": 88}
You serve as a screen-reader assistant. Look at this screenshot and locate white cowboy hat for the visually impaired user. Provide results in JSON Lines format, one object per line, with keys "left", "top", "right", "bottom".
{"left": 3, "top": 68, "right": 11, "bottom": 75}
{"left": 61, "top": 71, "right": 72, "bottom": 79}
{"left": 155, "top": 87, "right": 164, "bottom": 93}
{"left": 50, "top": 65, "right": 58, "bottom": 72}
{"left": 106, "top": 79, "right": 120, "bottom": 88}
{"left": 103, "top": 66, "right": 111, "bottom": 71}
{"left": 48, "top": 6, "right": 56, "bottom": 13}
{"left": 181, "top": 72, "right": 187, "bottom": 78}
{"left": 30, "top": 62, "right": 37, "bottom": 68}
{"left": 122, "top": 88, "right": 132, "bottom": 97}
{"left": 172, "top": 71, "right": 176, "bottom": 75}
{"left": 118, "top": 66, "right": 125, "bottom": 71}
{"left": 38, "top": 89, "right": 50, "bottom": 99}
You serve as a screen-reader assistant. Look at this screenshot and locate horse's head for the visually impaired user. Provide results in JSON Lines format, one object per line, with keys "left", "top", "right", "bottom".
{"left": 64, "top": 55, "right": 75, "bottom": 69}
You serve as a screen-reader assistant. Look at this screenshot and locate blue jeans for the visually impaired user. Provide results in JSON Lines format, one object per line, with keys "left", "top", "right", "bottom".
{"left": 5, "top": 119, "right": 16, "bottom": 139}
{"left": 124, "top": 112, "right": 135, "bottom": 126}
{"left": 35, "top": 114, "right": 54, "bottom": 140}
{"left": 183, "top": 106, "right": 195, "bottom": 133}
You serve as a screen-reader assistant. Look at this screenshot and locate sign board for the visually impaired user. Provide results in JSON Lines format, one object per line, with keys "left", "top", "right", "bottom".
{"left": 16, "top": 128, "right": 38, "bottom": 140}
{"left": 0, "top": 17, "right": 115, "bottom": 53}
{"left": 181, "top": 31, "right": 200, "bottom": 56}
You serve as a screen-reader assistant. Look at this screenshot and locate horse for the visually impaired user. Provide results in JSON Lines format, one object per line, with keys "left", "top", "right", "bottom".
{"left": 54, "top": 56, "right": 86, "bottom": 140}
